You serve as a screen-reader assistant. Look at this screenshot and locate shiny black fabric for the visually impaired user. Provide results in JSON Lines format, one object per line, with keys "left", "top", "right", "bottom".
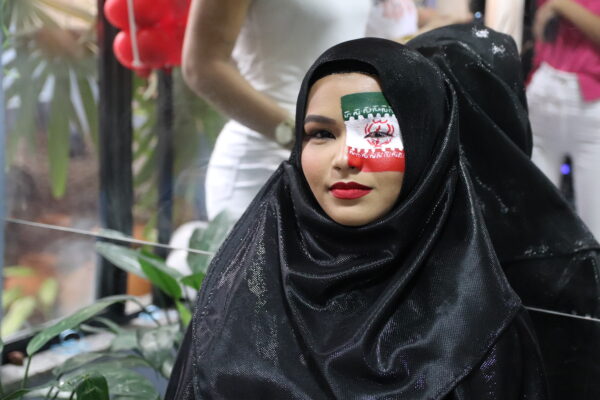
{"left": 409, "top": 24, "right": 600, "bottom": 399}
{"left": 166, "top": 38, "right": 548, "bottom": 399}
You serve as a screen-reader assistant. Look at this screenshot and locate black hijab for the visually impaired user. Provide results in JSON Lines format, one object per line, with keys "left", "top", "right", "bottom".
{"left": 166, "top": 38, "right": 547, "bottom": 399}
{"left": 409, "top": 24, "right": 600, "bottom": 399}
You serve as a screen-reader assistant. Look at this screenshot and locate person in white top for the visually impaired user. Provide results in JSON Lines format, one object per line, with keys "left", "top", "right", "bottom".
{"left": 182, "top": 0, "right": 460, "bottom": 221}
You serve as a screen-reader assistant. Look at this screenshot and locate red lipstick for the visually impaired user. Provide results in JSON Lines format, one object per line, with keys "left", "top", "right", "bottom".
{"left": 329, "top": 182, "right": 372, "bottom": 199}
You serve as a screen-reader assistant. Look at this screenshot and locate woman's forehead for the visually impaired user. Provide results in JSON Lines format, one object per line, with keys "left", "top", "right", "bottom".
{"left": 306, "top": 73, "right": 382, "bottom": 109}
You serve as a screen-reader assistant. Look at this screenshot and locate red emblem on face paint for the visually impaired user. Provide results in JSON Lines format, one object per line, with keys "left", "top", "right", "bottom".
{"left": 364, "top": 119, "right": 395, "bottom": 147}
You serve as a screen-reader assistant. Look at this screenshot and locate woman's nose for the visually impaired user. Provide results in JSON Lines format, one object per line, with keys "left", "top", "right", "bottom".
{"left": 332, "top": 141, "right": 362, "bottom": 171}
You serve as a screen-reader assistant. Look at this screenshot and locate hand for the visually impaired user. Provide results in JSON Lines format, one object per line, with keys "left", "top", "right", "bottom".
{"left": 534, "top": 0, "right": 560, "bottom": 40}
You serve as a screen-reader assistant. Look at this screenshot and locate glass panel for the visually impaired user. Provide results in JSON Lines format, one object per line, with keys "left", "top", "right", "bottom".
{"left": 2, "top": 1, "right": 226, "bottom": 246}
{"left": 2, "top": 223, "right": 98, "bottom": 341}
{"left": 4, "top": 0, "right": 100, "bottom": 235}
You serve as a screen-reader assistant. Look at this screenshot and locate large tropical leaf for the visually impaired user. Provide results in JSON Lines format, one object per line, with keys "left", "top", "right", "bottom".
{"left": 95, "top": 242, "right": 183, "bottom": 281}
{"left": 3, "top": 1, "right": 98, "bottom": 197}
{"left": 47, "top": 64, "right": 75, "bottom": 197}
{"left": 53, "top": 353, "right": 150, "bottom": 377}
{"left": 73, "top": 374, "right": 110, "bottom": 400}
{"left": 139, "top": 254, "right": 182, "bottom": 299}
{"left": 186, "top": 211, "right": 233, "bottom": 275}
{"left": 54, "top": 362, "right": 159, "bottom": 399}
{"left": 26, "top": 295, "right": 136, "bottom": 356}
{"left": 137, "top": 324, "right": 179, "bottom": 375}
{"left": 1, "top": 296, "right": 36, "bottom": 338}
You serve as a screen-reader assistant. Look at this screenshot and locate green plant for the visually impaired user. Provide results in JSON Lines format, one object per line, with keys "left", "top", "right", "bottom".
{"left": 3, "top": 0, "right": 97, "bottom": 198}
{"left": 0, "top": 212, "right": 233, "bottom": 399}
{"left": 1, "top": 266, "right": 58, "bottom": 338}
{"left": 2, "top": 0, "right": 226, "bottom": 213}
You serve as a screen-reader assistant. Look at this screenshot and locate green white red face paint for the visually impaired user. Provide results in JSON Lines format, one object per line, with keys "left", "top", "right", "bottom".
{"left": 341, "top": 92, "right": 405, "bottom": 172}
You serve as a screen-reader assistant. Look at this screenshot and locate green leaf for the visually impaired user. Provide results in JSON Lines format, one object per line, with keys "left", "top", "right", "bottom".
{"left": 0, "top": 388, "right": 31, "bottom": 400}
{"left": 26, "top": 295, "right": 135, "bottom": 356}
{"left": 180, "top": 273, "right": 205, "bottom": 291}
{"left": 3, "top": 266, "right": 35, "bottom": 278}
{"left": 6, "top": 52, "right": 44, "bottom": 162}
{"left": 75, "top": 76, "right": 98, "bottom": 147}
{"left": 132, "top": 125, "right": 155, "bottom": 159}
{"left": 1, "top": 296, "right": 36, "bottom": 337}
{"left": 139, "top": 250, "right": 182, "bottom": 278}
{"left": 92, "top": 316, "right": 125, "bottom": 334}
{"left": 110, "top": 329, "right": 138, "bottom": 352}
{"left": 79, "top": 324, "right": 111, "bottom": 335}
{"left": 187, "top": 211, "right": 233, "bottom": 275}
{"left": 0, "top": 336, "right": 4, "bottom": 394}
{"left": 96, "top": 242, "right": 183, "bottom": 281}
{"left": 52, "top": 353, "right": 107, "bottom": 377}
{"left": 133, "top": 148, "right": 157, "bottom": 187}
{"left": 74, "top": 374, "right": 109, "bottom": 400}
{"left": 175, "top": 300, "right": 191, "bottom": 327}
{"left": 139, "top": 257, "right": 182, "bottom": 300}
{"left": 98, "top": 229, "right": 130, "bottom": 241}
{"left": 38, "top": 278, "right": 59, "bottom": 308}
{"left": 2, "top": 287, "right": 23, "bottom": 310}
{"left": 137, "top": 325, "right": 179, "bottom": 374}
{"left": 37, "top": 0, "right": 95, "bottom": 23}
{"left": 53, "top": 354, "right": 150, "bottom": 377}
{"left": 95, "top": 243, "right": 147, "bottom": 279}
{"left": 47, "top": 75, "right": 71, "bottom": 198}
{"left": 59, "top": 365, "right": 158, "bottom": 398}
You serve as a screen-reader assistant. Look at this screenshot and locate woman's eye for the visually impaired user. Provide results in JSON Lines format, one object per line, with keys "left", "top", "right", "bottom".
{"left": 305, "top": 130, "right": 335, "bottom": 140}
{"left": 364, "top": 130, "right": 392, "bottom": 139}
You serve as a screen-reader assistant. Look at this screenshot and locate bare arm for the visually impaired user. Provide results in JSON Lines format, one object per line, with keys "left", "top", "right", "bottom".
{"left": 415, "top": 7, "right": 472, "bottom": 35}
{"left": 182, "top": 0, "right": 291, "bottom": 140}
{"left": 534, "top": 0, "right": 600, "bottom": 47}
{"left": 485, "top": 0, "right": 525, "bottom": 51}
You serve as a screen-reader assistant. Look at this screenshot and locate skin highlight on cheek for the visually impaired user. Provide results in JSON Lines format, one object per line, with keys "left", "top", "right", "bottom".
{"left": 342, "top": 92, "right": 405, "bottom": 172}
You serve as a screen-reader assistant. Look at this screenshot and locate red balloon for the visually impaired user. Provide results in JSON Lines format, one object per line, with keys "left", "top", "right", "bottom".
{"left": 162, "top": 24, "right": 185, "bottom": 67}
{"left": 104, "top": 0, "right": 171, "bottom": 30}
{"left": 114, "top": 29, "right": 170, "bottom": 70}
{"left": 136, "top": 27, "right": 171, "bottom": 68}
{"left": 113, "top": 30, "right": 135, "bottom": 69}
{"left": 172, "top": 0, "right": 191, "bottom": 20}
{"left": 158, "top": 0, "right": 190, "bottom": 30}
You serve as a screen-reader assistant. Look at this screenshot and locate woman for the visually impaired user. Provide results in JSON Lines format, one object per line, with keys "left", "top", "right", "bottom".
{"left": 166, "top": 38, "right": 547, "bottom": 399}
{"left": 409, "top": 23, "right": 600, "bottom": 399}
{"left": 528, "top": 0, "right": 600, "bottom": 239}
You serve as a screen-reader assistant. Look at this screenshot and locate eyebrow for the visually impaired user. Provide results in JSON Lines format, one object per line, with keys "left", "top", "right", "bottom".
{"left": 303, "top": 114, "right": 337, "bottom": 125}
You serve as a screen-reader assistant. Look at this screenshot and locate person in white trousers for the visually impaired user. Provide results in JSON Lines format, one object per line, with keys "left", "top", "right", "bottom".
{"left": 527, "top": 0, "right": 600, "bottom": 239}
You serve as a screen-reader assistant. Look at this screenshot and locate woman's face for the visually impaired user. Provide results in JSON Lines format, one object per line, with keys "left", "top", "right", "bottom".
{"left": 301, "top": 73, "right": 405, "bottom": 226}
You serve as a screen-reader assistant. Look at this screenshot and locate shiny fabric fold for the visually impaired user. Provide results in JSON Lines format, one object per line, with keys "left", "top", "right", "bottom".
{"left": 166, "top": 38, "right": 548, "bottom": 399}
{"left": 409, "top": 23, "right": 600, "bottom": 399}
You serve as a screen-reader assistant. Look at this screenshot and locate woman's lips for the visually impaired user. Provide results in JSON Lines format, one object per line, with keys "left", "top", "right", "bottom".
{"left": 329, "top": 182, "right": 372, "bottom": 199}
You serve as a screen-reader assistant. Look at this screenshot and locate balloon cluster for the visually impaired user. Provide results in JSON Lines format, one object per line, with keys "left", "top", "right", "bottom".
{"left": 104, "top": 0, "right": 191, "bottom": 77}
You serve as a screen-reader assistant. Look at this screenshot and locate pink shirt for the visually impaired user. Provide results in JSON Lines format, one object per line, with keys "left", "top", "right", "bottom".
{"left": 534, "top": 0, "right": 600, "bottom": 101}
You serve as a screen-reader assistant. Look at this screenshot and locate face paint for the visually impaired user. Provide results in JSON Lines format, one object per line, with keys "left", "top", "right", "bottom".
{"left": 341, "top": 92, "right": 405, "bottom": 172}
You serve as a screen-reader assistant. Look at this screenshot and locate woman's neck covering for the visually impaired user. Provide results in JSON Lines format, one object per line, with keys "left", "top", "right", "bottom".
{"left": 409, "top": 24, "right": 600, "bottom": 399}
{"left": 166, "top": 38, "right": 538, "bottom": 399}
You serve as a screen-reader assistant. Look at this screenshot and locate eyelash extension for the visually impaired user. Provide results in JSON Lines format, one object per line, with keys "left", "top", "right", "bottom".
{"left": 304, "top": 130, "right": 335, "bottom": 140}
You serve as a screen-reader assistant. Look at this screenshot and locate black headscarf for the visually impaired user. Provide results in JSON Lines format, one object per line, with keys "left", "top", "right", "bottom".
{"left": 166, "top": 38, "right": 547, "bottom": 399}
{"left": 409, "top": 24, "right": 600, "bottom": 399}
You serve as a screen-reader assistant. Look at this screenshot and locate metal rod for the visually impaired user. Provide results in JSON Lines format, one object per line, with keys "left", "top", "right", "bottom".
{"left": 0, "top": 9, "right": 6, "bottom": 325}
{"left": 3, "top": 218, "right": 214, "bottom": 256}
{"left": 97, "top": 0, "right": 133, "bottom": 312}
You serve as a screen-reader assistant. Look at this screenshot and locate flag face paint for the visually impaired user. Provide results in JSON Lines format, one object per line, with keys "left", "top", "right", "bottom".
{"left": 341, "top": 92, "right": 405, "bottom": 172}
